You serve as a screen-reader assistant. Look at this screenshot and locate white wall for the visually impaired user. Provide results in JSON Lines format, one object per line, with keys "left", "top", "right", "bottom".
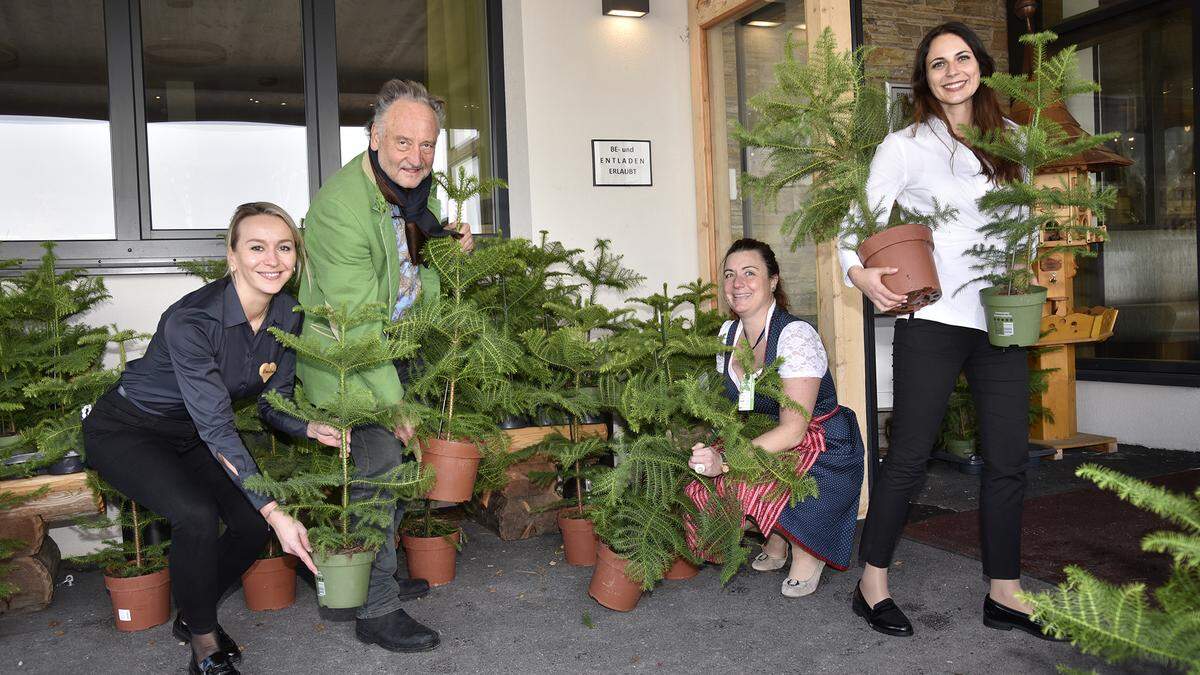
{"left": 503, "top": 0, "right": 699, "bottom": 295}
{"left": 1078, "top": 381, "right": 1200, "bottom": 452}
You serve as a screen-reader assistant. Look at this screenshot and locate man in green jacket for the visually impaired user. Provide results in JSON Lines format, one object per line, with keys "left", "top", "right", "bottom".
{"left": 298, "top": 79, "right": 471, "bottom": 653}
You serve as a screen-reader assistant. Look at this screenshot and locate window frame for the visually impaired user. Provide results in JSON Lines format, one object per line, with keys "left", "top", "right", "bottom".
{"left": 1031, "top": 0, "right": 1200, "bottom": 387}
{"left": 1, "top": 0, "right": 508, "bottom": 274}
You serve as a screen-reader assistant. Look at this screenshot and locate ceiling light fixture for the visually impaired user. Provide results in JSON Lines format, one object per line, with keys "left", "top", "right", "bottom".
{"left": 603, "top": 0, "right": 648, "bottom": 17}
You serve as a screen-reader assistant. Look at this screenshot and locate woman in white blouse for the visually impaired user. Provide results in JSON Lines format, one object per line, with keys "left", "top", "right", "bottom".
{"left": 687, "top": 238, "right": 864, "bottom": 598}
{"left": 843, "top": 22, "right": 1062, "bottom": 641}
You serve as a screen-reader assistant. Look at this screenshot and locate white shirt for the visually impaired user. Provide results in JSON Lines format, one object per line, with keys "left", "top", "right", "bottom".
{"left": 837, "top": 117, "right": 1012, "bottom": 332}
{"left": 717, "top": 305, "right": 828, "bottom": 383}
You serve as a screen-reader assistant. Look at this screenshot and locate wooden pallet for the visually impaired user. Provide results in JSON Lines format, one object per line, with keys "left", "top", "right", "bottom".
{"left": 1029, "top": 432, "right": 1118, "bottom": 461}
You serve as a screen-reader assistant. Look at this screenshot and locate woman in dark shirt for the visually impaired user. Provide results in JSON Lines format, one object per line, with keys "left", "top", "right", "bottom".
{"left": 83, "top": 203, "right": 342, "bottom": 675}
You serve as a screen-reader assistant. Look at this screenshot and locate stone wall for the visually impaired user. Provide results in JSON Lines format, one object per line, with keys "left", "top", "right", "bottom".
{"left": 862, "top": 0, "right": 1011, "bottom": 83}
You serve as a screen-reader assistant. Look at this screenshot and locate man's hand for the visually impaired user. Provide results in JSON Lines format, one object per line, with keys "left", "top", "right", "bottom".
{"left": 307, "top": 422, "right": 346, "bottom": 449}
{"left": 848, "top": 265, "right": 907, "bottom": 313}
{"left": 454, "top": 222, "right": 474, "bottom": 253}
{"left": 688, "top": 442, "right": 724, "bottom": 478}
{"left": 263, "top": 506, "right": 317, "bottom": 574}
{"left": 394, "top": 422, "right": 415, "bottom": 445}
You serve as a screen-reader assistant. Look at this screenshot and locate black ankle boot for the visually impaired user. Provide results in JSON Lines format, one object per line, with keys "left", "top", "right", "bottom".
{"left": 189, "top": 650, "right": 239, "bottom": 675}
{"left": 355, "top": 608, "right": 440, "bottom": 653}
{"left": 173, "top": 613, "right": 241, "bottom": 663}
{"left": 395, "top": 575, "right": 431, "bottom": 601}
{"left": 983, "top": 595, "right": 1068, "bottom": 641}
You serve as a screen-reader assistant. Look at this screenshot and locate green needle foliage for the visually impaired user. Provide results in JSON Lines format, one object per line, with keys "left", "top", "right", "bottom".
{"left": 433, "top": 166, "right": 507, "bottom": 227}
{"left": 961, "top": 31, "right": 1118, "bottom": 296}
{"left": 1023, "top": 464, "right": 1200, "bottom": 673}
{"left": 569, "top": 238, "right": 645, "bottom": 307}
{"left": 245, "top": 302, "right": 433, "bottom": 554}
{"left": 73, "top": 473, "right": 169, "bottom": 578}
{"left": 735, "top": 28, "right": 902, "bottom": 250}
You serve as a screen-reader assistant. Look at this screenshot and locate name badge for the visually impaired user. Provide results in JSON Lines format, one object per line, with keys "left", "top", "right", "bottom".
{"left": 738, "top": 373, "right": 757, "bottom": 411}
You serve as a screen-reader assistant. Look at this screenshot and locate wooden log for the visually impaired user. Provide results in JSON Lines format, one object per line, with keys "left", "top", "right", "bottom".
{"left": 0, "top": 513, "right": 46, "bottom": 558}
{"left": 0, "top": 532, "right": 61, "bottom": 614}
{"left": 0, "top": 473, "right": 101, "bottom": 525}
{"left": 474, "top": 492, "right": 560, "bottom": 541}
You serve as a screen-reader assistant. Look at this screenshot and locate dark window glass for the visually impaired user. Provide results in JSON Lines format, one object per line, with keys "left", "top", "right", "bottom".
{"left": 0, "top": 0, "right": 114, "bottom": 240}
{"left": 141, "top": 0, "right": 308, "bottom": 230}
{"left": 335, "top": 0, "right": 497, "bottom": 234}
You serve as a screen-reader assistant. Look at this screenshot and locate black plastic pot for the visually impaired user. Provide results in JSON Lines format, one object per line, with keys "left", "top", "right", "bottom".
{"left": 47, "top": 451, "right": 86, "bottom": 475}
{"left": 498, "top": 414, "right": 530, "bottom": 430}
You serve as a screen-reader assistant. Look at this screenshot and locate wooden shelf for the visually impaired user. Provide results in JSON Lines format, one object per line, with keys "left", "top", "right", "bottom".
{"left": 1030, "top": 432, "right": 1118, "bottom": 461}
{"left": 502, "top": 423, "right": 608, "bottom": 453}
{"left": 1036, "top": 307, "right": 1118, "bottom": 346}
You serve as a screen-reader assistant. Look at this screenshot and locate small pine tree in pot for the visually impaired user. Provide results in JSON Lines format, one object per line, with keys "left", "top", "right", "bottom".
{"left": 736, "top": 29, "right": 946, "bottom": 314}
{"left": 245, "top": 303, "right": 433, "bottom": 609}
{"left": 961, "top": 31, "right": 1117, "bottom": 347}
{"left": 73, "top": 474, "right": 171, "bottom": 631}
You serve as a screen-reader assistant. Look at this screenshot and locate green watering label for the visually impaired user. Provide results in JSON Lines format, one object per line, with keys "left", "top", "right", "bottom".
{"left": 991, "top": 311, "right": 1015, "bottom": 337}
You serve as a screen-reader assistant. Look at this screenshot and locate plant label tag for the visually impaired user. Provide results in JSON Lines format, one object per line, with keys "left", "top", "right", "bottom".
{"left": 993, "top": 311, "right": 1015, "bottom": 337}
{"left": 316, "top": 575, "right": 326, "bottom": 597}
{"left": 738, "top": 374, "right": 757, "bottom": 411}
{"left": 117, "top": 609, "right": 131, "bottom": 622}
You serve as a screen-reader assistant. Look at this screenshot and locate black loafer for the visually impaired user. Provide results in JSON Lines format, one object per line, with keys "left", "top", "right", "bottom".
{"left": 356, "top": 608, "right": 440, "bottom": 653}
{"left": 189, "top": 650, "right": 240, "bottom": 675}
{"left": 395, "top": 575, "right": 431, "bottom": 601}
{"left": 983, "top": 595, "right": 1067, "bottom": 641}
{"left": 852, "top": 583, "right": 914, "bottom": 637}
{"left": 173, "top": 613, "right": 241, "bottom": 663}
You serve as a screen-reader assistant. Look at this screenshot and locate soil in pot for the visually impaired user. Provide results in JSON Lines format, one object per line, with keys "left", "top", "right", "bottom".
{"left": 420, "top": 438, "right": 482, "bottom": 502}
{"left": 663, "top": 556, "right": 700, "bottom": 580}
{"left": 104, "top": 567, "right": 171, "bottom": 632}
{"left": 241, "top": 555, "right": 298, "bottom": 611}
{"left": 588, "top": 544, "right": 642, "bottom": 612}
{"left": 856, "top": 224, "right": 941, "bottom": 314}
{"left": 401, "top": 530, "right": 461, "bottom": 587}
{"left": 980, "top": 285, "right": 1048, "bottom": 347}
{"left": 557, "top": 509, "right": 597, "bottom": 567}
{"left": 313, "top": 550, "right": 375, "bottom": 609}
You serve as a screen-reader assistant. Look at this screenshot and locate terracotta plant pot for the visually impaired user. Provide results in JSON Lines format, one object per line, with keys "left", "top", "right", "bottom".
{"left": 588, "top": 544, "right": 642, "bottom": 612}
{"left": 980, "top": 285, "right": 1048, "bottom": 347}
{"left": 557, "top": 509, "right": 597, "bottom": 567}
{"left": 401, "top": 530, "right": 460, "bottom": 587}
{"left": 104, "top": 568, "right": 171, "bottom": 632}
{"left": 241, "top": 555, "right": 298, "bottom": 611}
{"left": 313, "top": 550, "right": 375, "bottom": 609}
{"left": 663, "top": 556, "right": 700, "bottom": 580}
{"left": 856, "top": 223, "right": 942, "bottom": 314}
{"left": 420, "top": 438, "right": 482, "bottom": 502}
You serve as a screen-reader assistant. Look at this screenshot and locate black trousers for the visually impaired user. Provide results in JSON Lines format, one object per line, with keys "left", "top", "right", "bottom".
{"left": 83, "top": 389, "right": 268, "bottom": 634}
{"left": 859, "top": 319, "right": 1029, "bottom": 580}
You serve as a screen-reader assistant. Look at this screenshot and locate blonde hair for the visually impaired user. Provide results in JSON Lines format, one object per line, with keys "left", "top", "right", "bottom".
{"left": 226, "top": 202, "right": 305, "bottom": 277}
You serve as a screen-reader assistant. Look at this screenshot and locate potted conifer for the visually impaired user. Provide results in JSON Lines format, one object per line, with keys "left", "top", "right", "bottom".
{"left": 961, "top": 32, "right": 1117, "bottom": 347}
{"left": 737, "top": 29, "right": 950, "bottom": 314}
{"left": 75, "top": 475, "right": 171, "bottom": 632}
{"left": 246, "top": 303, "right": 433, "bottom": 609}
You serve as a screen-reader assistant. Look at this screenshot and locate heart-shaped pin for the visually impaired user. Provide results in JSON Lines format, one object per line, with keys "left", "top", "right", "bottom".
{"left": 258, "top": 362, "right": 278, "bottom": 383}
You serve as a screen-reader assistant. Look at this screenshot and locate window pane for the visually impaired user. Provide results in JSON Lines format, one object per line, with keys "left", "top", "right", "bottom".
{"left": 1042, "top": 0, "right": 1122, "bottom": 24}
{"left": 0, "top": 1, "right": 115, "bottom": 241}
{"left": 141, "top": 0, "right": 308, "bottom": 231}
{"left": 1073, "top": 8, "right": 1198, "bottom": 364}
{"left": 336, "top": 0, "right": 497, "bottom": 234}
{"left": 709, "top": 1, "right": 815, "bottom": 323}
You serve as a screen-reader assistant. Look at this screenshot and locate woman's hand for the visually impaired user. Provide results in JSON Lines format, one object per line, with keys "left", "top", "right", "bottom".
{"left": 307, "top": 422, "right": 346, "bottom": 449}
{"left": 263, "top": 506, "right": 317, "bottom": 575}
{"left": 848, "top": 265, "right": 907, "bottom": 313}
{"left": 688, "top": 443, "right": 724, "bottom": 478}
{"left": 454, "top": 222, "right": 474, "bottom": 253}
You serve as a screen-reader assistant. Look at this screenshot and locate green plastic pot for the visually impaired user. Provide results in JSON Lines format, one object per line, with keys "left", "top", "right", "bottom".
{"left": 944, "top": 438, "right": 975, "bottom": 460}
{"left": 980, "top": 285, "right": 1047, "bottom": 347}
{"left": 313, "top": 550, "right": 375, "bottom": 609}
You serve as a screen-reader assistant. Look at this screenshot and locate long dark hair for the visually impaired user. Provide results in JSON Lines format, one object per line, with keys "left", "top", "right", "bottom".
{"left": 911, "top": 22, "right": 1021, "bottom": 184}
{"left": 722, "top": 238, "right": 788, "bottom": 312}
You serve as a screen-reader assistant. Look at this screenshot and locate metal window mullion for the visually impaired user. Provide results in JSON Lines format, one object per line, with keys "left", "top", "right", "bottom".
{"left": 126, "top": 0, "right": 154, "bottom": 240}
{"left": 105, "top": 0, "right": 141, "bottom": 242}
{"left": 486, "top": 0, "right": 509, "bottom": 238}
{"left": 307, "top": 0, "right": 342, "bottom": 190}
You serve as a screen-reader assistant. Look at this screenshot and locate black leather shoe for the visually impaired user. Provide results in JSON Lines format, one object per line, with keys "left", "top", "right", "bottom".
{"left": 173, "top": 613, "right": 241, "bottom": 663}
{"left": 395, "top": 575, "right": 431, "bottom": 601}
{"left": 189, "top": 650, "right": 240, "bottom": 675}
{"left": 852, "top": 583, "right": 914, "bottom": 637}
{"left": 983, "top": 595, "right": 1068, "bottom": 641}
{"left": 356, "top": 608, "right": 440, "bottom": 653}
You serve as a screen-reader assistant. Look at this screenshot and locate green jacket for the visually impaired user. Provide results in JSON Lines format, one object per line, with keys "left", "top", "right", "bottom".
{"left": 297, "top": 152, "right": 441, "bottom": 408}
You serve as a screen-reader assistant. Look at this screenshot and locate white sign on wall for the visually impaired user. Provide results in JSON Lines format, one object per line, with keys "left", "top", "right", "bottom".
{"left": 592, "top": 139, "right": 652, "bottom": 186}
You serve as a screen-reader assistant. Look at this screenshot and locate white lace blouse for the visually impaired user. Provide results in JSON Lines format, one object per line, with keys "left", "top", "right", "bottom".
{"left": 716, "top": 307, "right": 828, "bottom": 383}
